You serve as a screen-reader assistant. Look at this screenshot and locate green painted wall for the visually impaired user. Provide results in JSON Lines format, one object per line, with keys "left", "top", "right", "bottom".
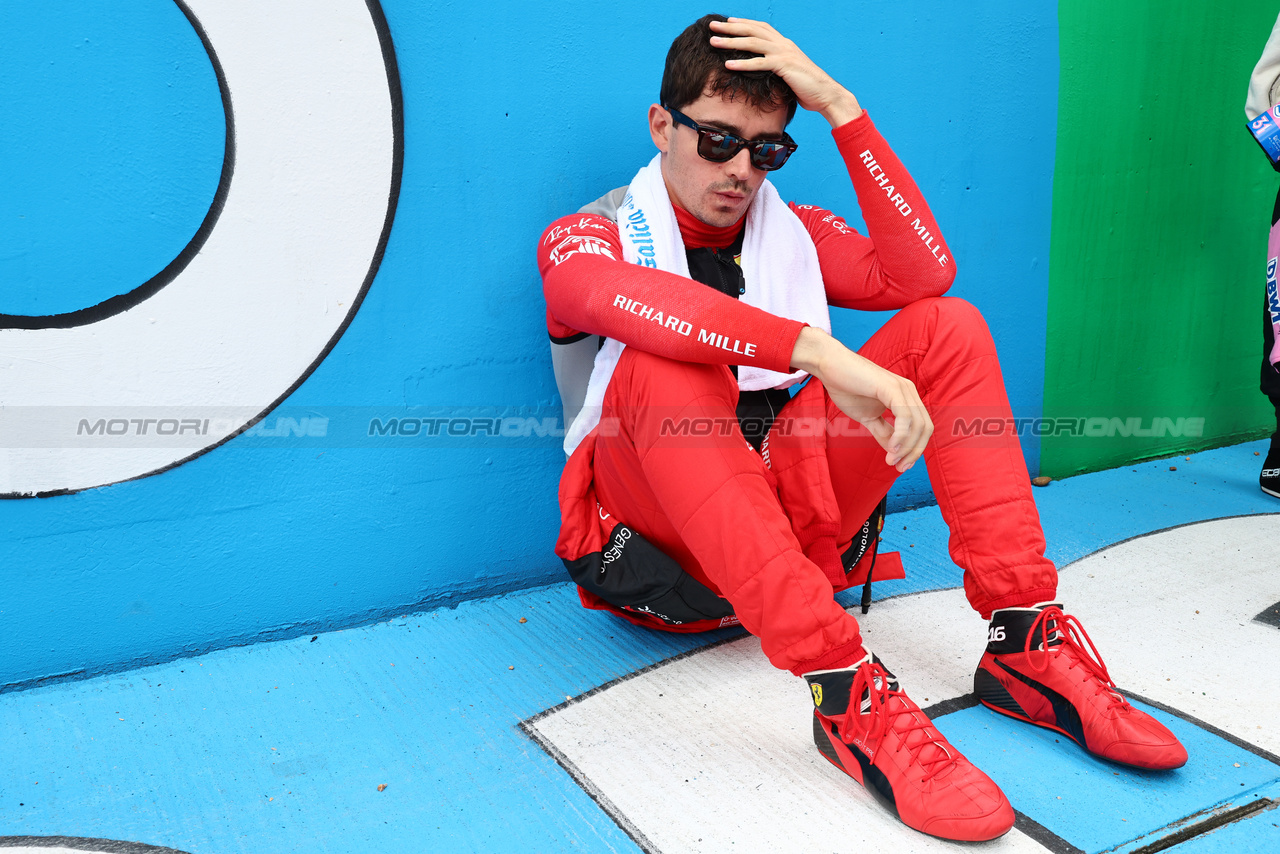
{"left": 1042, "top": 1, "right": 1279, "bottom": 477}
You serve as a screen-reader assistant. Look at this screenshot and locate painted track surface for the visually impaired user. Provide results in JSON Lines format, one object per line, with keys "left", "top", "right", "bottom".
{"left": 1, "top": 440, "right": 1278, "bottom": 853}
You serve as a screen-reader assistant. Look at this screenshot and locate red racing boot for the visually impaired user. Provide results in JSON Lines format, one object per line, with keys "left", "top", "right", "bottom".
{"left": 974, "top": 602, "right": 1188, "bottom": 770}
{"left": 804, "top": 655, "right": 1015, "bottom": 841}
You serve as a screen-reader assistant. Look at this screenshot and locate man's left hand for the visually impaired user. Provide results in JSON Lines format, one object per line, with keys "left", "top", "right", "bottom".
{"left": 709, "top": 18, "right": 863, "bottom": 128}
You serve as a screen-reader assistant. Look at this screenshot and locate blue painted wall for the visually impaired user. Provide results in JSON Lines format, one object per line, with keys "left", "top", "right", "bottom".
{"left": 2, "top": 2, "right": 224, "bottom": 316}
{"left": 0, "top": 0, "right": 1058, "bottom": 689}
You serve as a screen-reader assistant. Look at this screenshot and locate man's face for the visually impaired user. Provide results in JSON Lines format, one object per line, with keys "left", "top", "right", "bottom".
{"left": 649, "top": 90, "right": 788, "bottom": 228}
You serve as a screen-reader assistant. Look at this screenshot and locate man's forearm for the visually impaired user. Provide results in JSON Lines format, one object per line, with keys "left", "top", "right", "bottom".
{"left": 835, "top": 115, "right": 953, "bottom": 277}
{"left": 539, "top": 215, "right": 805, "bottom": 372}
{"left": 796, "top": 115, "right": 955, "bottom": 311}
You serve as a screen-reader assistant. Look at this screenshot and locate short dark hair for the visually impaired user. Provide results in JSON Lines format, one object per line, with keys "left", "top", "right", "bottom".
{"left": 659, "top": 14, "right": 798, "bottom": 125}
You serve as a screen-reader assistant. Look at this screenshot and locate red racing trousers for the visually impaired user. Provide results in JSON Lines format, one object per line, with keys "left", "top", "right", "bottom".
{"left": 568, "top": 297, "right": 1057, "bottom": 675}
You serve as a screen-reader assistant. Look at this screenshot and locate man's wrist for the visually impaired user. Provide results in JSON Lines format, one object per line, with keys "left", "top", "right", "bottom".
{"left": 790, "top": 325, "right": 837, "bottom": 376}
{"left": 820, "top": 89, "right": 864, "bottom": 129}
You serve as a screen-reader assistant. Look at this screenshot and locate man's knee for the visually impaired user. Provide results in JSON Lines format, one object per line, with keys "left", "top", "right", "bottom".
{"left": 903, "top": 295, "right": 983, "bottom": 326}
{"left": 904, "top": 296, "right": 997, "bottom": 356}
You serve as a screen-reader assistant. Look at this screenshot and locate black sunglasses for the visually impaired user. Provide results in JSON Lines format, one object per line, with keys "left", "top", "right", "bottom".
{"left": 664, "top": 104, "right": 797, "bottom": 171}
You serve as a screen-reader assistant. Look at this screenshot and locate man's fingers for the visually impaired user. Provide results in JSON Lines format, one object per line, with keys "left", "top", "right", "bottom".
{"left": 886, "top": 401, "right": 932, "bottom": 471}
{"left": 713, "top": 17, "right": 778, "bottom": 36}
{"left": 857, "top": 413, "right": 918, "bottom": 472}
{"left": 888, "top": 411, "right": 911, "bottom": 450}
{"left": 713, "top": 36, "right": 793, "bottom": 72}
{"left": 838, "top": 397, "right": 926, "bottom": 472}
{"left": 720, "top": 55, "right": 773, "bottom": 72}
{"left": 861, "top": 415, "right": 895, "bottom": 447}
{"left": 886, "top": 413, "right": 913, "bottom": 468}
{"left": 709, "top": 19, "right": 792, "bottom": 63}
{"left": 711, "top": 35, "right": 773, "bottom": 54}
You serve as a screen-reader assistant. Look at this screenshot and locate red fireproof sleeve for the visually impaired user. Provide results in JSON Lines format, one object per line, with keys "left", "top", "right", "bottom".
{"left": 538, "top": 112, "right": 953, "bottom": 367}
{"left": 539, "top": 215, "right": 805, "bottom": 373}
{"left": 794, "top": 113, "right": 955, "bottom": 310}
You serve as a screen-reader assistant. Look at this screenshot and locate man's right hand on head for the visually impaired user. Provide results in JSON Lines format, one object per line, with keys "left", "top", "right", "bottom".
{"left": 790, "top": 326, "right": 932, "bottom": 472}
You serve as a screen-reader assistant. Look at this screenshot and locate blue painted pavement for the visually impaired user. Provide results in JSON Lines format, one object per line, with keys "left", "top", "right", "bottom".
{"left": 937, "top": 702, "right": 1277, "bottom": 854}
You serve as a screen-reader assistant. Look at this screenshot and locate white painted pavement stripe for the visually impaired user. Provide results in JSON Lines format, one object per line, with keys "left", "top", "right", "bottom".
{"left": 531, "top": 635, "right": 1048, "bottom": 853}
{"left": 529, "top": 516, "right": 1280, "bottom": 852}
{"left": 1050, "top": 514, "right": 1280, "bottom": 758}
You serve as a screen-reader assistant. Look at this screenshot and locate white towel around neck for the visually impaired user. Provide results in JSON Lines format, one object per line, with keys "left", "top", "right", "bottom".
{"left": 563, "top": 153, "right": 830, "bottom": 455}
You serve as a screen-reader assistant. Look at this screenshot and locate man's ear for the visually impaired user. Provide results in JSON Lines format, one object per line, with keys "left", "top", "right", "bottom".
{"left": 648, "top": 103, "right": 672, "bottom": 153}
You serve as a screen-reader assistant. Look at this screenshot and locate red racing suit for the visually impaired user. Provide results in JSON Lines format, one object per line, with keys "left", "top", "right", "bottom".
{"left": 537, "top": 113, "right": 1057, "bottom": 676}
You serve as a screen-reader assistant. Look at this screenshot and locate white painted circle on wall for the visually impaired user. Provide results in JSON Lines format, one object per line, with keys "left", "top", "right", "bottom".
{"left": 0, "top": 843, "right": 191, "bottom": 854}
{"left": 0, "top": 0, "right": 399, "bottom": 496}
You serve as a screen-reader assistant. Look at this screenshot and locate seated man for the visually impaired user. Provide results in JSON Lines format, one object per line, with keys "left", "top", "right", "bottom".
{"left": 537, "top": 14, "right": 1187, "bottom": 842}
